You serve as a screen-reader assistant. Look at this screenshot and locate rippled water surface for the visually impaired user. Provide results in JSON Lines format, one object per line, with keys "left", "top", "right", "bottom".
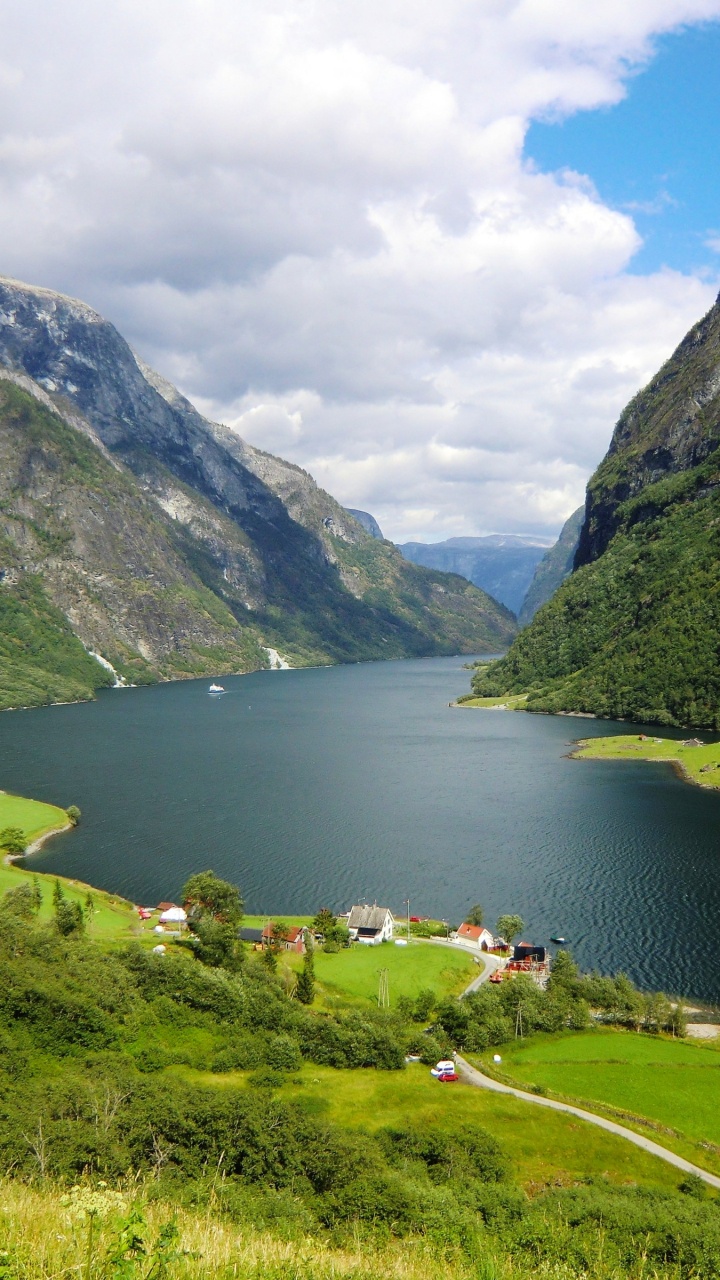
{"left": 2, "top": 656, "right": 719, "bottom": 1000}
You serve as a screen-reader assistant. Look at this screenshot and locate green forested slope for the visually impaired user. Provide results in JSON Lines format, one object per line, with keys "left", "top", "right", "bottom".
{"left": 472, "top": 293, "right": 720, "bottom": 727}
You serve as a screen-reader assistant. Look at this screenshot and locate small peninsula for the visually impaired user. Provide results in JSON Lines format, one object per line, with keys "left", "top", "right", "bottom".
{"left": 572, "top": 734, "right": 720, "bottom": 790}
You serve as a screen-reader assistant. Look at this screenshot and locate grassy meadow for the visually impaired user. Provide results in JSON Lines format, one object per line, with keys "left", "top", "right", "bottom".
{"left": 177, "top": 1059, "right": 683, "bottom": 1193}
{"left": 455, "top": 693, "right": 529, "bottom": 709}
{"left": 284, "top": 939, "right": 477, "bottom": 1008}
{"left": 0, "top": 789, "right": 150, "bottom": 943}
{"left": 480, "top": 1028, "right": 720, "bottom": 1171}
{"left": 572, "top": 733, "right": 720, "bottom": 788}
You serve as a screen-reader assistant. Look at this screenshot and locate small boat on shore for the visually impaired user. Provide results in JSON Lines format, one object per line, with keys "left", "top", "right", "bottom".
{"left": 550, "top": 935, "right": 566, "bottom": 944}
{"left": 209, "top": 683, "right": 225, "bottom": 694}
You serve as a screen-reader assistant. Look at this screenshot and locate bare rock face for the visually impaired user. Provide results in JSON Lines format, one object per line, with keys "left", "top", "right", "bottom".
{"left": 0, "top": 275, "right": 516, "bottom": 705}
{"left": 576, "top": 291, "right": 720, "bottom": 568}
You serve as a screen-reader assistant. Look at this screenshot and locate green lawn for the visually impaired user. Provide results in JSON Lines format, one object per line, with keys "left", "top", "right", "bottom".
{"left": 573, "top": 733, "right": 720, "bottom": 789}
{"left": 0, "top": 788, "right": 152, "bottom": 944}
{"left": 178, "top": 1060, "right": 682, "bottom": 1192}
{"left": 456, "top": 694, "right": 528, "bottom": 709}
{"left": 485, "top": 1028, "right": 720, "bottom": 1167}
{"left": 284, "top": 939, "right": 477, "bottom": 1008}
{"left": 0, "top": 790, "right": 68, "bottom": 843}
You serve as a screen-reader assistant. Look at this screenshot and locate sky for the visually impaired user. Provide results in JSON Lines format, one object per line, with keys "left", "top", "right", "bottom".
{"left": 1, "top": 2, "right": 720, "bottom": 542}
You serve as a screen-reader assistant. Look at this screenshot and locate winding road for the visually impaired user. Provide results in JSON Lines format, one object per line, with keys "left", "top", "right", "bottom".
{"left": 454, "top": 1054, "right": 720, "bottom": 1189}
{"left": 424, "top": 938, "right": 720, "bottom": 1188}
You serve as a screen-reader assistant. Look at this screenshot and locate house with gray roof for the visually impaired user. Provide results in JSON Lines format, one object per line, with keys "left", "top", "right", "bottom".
{"left": 347, "top": 904, "right": 395, "bottom": 944}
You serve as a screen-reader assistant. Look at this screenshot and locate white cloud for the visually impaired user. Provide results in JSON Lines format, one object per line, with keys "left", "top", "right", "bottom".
{"left": 0, "top": 0, "right": 719, "bottom": 538}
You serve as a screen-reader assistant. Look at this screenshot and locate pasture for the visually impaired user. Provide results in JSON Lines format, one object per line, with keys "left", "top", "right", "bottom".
{"left": 487, "top": 1028, "right": 720, "bottom": 1164}
{"left": 285, "top": 938, "right": 477, "bottom": 1007}
{"left": 181, "top": 1059, "right": 684, "bottom": 1192}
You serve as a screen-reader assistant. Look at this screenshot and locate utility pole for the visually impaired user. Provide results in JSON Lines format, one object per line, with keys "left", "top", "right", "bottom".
{"left": 515, "top": 1004, "right": 524, "bottom": 1039}
{"left": 378, "top": 968, "right": 389, "bottom": 1008}
{"left": 406, "top": 896, "right": 410, "bottom": 941}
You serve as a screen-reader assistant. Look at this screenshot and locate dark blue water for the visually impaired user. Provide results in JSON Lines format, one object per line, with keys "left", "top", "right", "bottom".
{"left": 2, "top": 656, "right": 719, "bottom": 1000}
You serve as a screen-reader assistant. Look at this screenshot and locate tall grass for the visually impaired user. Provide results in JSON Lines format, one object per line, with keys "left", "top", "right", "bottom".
{"left": 0, "top": 1180, "right": 501, "bottom": 1280}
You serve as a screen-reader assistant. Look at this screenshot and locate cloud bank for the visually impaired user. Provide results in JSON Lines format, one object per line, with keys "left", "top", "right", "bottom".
{"left": 1, "top": 0, "right": 719, "bottom": 538}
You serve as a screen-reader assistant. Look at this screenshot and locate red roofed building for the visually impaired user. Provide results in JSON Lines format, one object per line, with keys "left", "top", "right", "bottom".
{"left": 456, "top": 922, "right": 494, "bottom": 951}
{"left": 261, "top": 923, "right": 309, "bottom": 954}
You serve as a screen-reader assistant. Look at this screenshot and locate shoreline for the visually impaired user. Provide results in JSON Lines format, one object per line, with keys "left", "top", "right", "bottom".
{"left": 570, "top": 735, "right": 720, "bottom": 793}
{"left": 4, "top": 818, "right": 73, "bottom": 867}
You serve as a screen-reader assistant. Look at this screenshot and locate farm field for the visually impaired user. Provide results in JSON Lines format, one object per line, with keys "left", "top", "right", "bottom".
{"left": 486, "top": 1028, "right": 720, "bottom": 1152}
{"left": 284, "top": 938, "right": 477, "bottom": 1007}
{"left": 179, "top": 1060, "right": 683, "bottom": 1192}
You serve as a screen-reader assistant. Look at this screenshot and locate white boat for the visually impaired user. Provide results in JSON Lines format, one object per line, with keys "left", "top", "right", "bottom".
{"left": 209, "top": 683, "right": 225, "bottom": 694}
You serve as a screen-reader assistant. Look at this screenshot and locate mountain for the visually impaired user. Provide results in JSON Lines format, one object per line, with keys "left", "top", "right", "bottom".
{"left": 0, "top": 277, "right": 516, "bottom": 709}
{"left": 470, "top": 291, "right": 720, "bottom": 727}
{"left": 398, "top": 535, "right": 553, "bottom": 615}
{"left": 345, "top": 508, "right": 383, "bottom": 538}
{"left": 517, "top": 508, "right": 584, "bottom": 626}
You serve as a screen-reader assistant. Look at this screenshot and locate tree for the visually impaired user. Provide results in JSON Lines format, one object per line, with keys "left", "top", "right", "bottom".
{"left": 496, "top": 914, "right": 524, "bottom": 945}
{"left": 1, "top": 882, "right": 40, "bottom": 920}
{"left": 296, "top": 948, "right": 315, "bottom": 1005}
{"left": 0, "top": 826, "right": 27, "bottom": 855}
{"left": 84, "top": 891, "right": 96, "bottom": 920}
{"left": 53, "top": 879, "right": 64, "bottom": 910}
{"left": 55, "top": 897, "right": 84, "bottom": 936}
{"left": 66, "top": 805, "right": 81, "bottom": 826}
{"left": 190, "top": 918, "right": 244, "bottom": 971}
{"left": 312, "top": 907, "right": 336, "bottom": 936}
{"left": 465, "top": 904, "right": 484, "bottom": 927}
{"left": 181, "top": 870, "right": 244, "bottom": 927}
{"left": 268, "top": 921, "right": 290, "bottom": 954}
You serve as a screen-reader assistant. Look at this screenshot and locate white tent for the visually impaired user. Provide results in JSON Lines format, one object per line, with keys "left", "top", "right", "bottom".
{"left": 159, "top": 906, "right": 187, "bottom": 924}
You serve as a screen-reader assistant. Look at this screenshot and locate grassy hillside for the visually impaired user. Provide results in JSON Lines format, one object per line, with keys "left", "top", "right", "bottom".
{"left": 1, "top": 895, "right": 719, "bottom": 1279}
{"left": 485, "top": 1028, "right": 720, "bottom": 1172}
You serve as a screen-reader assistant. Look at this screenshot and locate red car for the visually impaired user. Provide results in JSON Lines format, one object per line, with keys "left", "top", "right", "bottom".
{"left": 437, "top": 1071, "right": 459, "bottom": 1082}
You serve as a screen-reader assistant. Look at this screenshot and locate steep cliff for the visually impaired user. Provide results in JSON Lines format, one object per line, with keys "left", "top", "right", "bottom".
{"left": 0, "top": 277, "right": 516, "bottom": 707}
{"left": 470, "top": 293, "right": 720, "bottom": 727}
{"left": 517, "top": 508, "right": 584, "bottom": 626}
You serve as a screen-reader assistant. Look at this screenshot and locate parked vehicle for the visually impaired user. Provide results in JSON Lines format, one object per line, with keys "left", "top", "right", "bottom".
{"left": 430, "top": 1059, "right": 455, "bottom": 1077}
{"left": 437, "top": 1072, "right": 459, "bottom": 1082}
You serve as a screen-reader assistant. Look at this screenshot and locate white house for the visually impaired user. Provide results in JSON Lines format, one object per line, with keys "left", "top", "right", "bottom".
{"left": 455, "top": 922, "right": 495, "bottom": 950}
{"left": 159, "top": 906, "right": 187, "bottom": 925}
{"left": 348, "top": 905, "right": 395, "bottom": 944}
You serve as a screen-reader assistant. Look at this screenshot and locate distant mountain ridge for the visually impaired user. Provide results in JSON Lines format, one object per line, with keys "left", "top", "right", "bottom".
{"left": 398, "top": 534, "right": 553, "bottom": 615}
{"left": 517, "top": 509, "right": 584, "bottom": 626}
{"left": 0, "top": 276, "right": 516, "bottom": 709}
{"left": 471, "top": 291, "right": 720, "bottom": 727}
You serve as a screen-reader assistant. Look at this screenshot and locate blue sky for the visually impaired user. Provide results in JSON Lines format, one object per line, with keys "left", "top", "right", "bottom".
{"left": 526, "top": 22, "right": 720, "bottom": 277}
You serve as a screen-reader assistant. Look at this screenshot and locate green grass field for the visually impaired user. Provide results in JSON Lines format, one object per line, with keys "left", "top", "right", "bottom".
{"left": 284, "top": 939, "right": 477, "bottom": 1007}
{"left": 484, "top": 1028, "right": 720, "bottom": 1169}
{"left": 178, "top": 1059, "right": 683, "bottom": 1192}
{"left": 573, "top": 733, "right": 720, "bottom": 789}
{"left": 0, "top": 790, "right": 68, "bottom": 842}
{"left": 455, "top": 694, "right": 528, "bottom": 709}
{"left": 0, "top": 788, "right": 153, "bottom": 944}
